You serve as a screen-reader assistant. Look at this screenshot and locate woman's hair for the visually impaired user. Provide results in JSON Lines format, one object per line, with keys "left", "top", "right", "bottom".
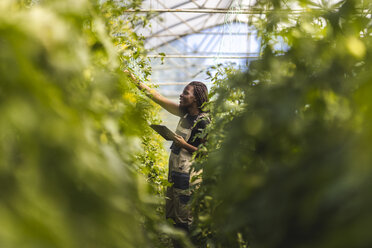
{"left": 188, "top": 81, "right": 208, "bottom": 112}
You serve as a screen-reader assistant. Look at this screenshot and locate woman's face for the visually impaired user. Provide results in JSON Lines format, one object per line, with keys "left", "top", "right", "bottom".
{"left": 179, "top": 85, "right": 196, "bottom": 108}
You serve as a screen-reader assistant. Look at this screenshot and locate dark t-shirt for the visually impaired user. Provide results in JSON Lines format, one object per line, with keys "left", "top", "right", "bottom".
{"left": 170, "top": 113, "right": 209, "bottom": 154}
{"left": 188, "top": 117, "right": 209, "bottom": 148}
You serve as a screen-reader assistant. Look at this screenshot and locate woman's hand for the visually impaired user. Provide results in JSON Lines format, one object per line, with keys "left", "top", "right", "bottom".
{"left": 123, "top": 69, "right": 181, "bottom": 117}
{"left": 173, "top": 135, "right": 198, "bottom": 153}
{"left": 173, "top": 134, "right": 188, "bottom": 148}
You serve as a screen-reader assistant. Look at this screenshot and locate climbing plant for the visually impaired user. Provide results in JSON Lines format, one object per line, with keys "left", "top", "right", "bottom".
{"left": 0, "top": 0, "right": 173, "bottom": 247}
{"left": 192, "top": 0, "right": 372, "bottom": 247}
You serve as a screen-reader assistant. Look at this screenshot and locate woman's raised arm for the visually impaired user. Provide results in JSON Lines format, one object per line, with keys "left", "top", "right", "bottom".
{"left": 125, "top": 71, "right": 181, "bottom": 117}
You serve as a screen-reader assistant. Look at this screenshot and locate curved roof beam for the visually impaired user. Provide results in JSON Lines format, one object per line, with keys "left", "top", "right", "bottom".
{"left": 136, "top": 13, "right": 253, "bottom": 40}
{"left": 126, "top": 8, "right": 268, "bottom": 14}
{"left": 155, "top": 0, "right": 198, "bottom": 33}
{"left": 131, "top": 0, "right": 235, "bottom": 37}
{"left": 170, "top": 0, "right": 198, "bottom": 9}
{"left": 190, "top": 0, "right": 202, "bottom": 8}
{"left": 197, "top": 0, "right": 226, "bottom": 33}
{"left": 132, "top": 0, "right": 199, "bottom": 34}
{"left": 151, "top": 16, "right": 196, "bottom": 51}
{"left": 146, "top": 13, "right": 211, "bottom": 37}
{"left": 147, "top": 19, "right": 250, "bottom": 50}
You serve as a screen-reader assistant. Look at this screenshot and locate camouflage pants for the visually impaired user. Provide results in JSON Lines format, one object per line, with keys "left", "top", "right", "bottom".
{"left": 165, "top": 149, "right": 193, "bottom": 228}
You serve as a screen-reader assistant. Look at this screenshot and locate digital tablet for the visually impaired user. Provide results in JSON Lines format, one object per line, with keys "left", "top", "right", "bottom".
{"left": 150, "top": 124, "right": 177, "bottom": 141}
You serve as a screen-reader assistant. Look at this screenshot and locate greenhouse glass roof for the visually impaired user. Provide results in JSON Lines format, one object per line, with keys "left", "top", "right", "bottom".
{"left": 127, "top": 0, "right": 260, "bottom": 95}
{"left": 136, "top": 0, "right": 255, "bottom": 50}
{"left": 125, "top": 0, "right": 346, "bottom": 96}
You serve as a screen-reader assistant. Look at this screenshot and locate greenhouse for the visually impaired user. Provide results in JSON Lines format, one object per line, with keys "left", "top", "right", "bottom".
{"left": 1, "top": 0, "right": 372, "bottom": 248}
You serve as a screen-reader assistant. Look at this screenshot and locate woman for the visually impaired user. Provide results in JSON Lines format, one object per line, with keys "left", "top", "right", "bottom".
{"left": 127, "top": 72, "right": 209, "bottom": 233}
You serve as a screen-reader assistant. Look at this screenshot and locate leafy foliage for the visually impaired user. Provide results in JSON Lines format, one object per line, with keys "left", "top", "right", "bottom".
{"left": 192, "top": 0, "right": 372, "bottom": 247}
{"left": 0, "top": 0, "right": 171, "bottom": 247}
